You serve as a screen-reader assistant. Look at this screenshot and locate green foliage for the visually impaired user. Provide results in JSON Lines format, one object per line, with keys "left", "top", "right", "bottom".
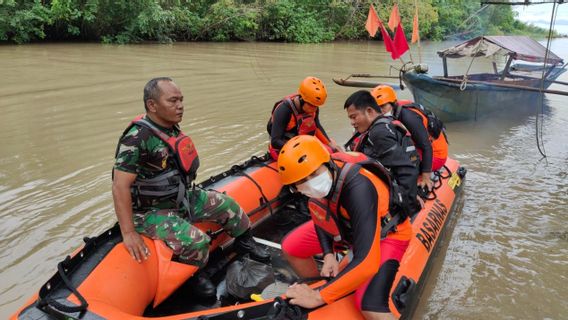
{"left": 257, "top": 0, "right": 333, "bottom": 43}
{"left": 0, "top": 0, "right": 559, "bottom": 44}
{"left": 0, "top": 0, "right": 51, "bottom": 43}
{"left": 203, "top": 0, "right": 258, "bottom": 41}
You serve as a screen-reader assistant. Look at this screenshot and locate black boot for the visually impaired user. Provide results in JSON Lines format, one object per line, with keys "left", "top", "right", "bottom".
{"left": 190, "top": 270, "right": 217, "bottom": 299}
{"left": 234, "top": 229, "right": 271, "bottom": 263}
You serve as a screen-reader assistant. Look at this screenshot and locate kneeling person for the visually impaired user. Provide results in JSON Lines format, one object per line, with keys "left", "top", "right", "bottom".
{"left": 277, "top": 135, "right": 411, "bottom": 320}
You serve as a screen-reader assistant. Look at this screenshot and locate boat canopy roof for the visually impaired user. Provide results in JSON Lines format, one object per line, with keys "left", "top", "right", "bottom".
{"left": 437, "top": 36, "right": 563, "bottom": 64}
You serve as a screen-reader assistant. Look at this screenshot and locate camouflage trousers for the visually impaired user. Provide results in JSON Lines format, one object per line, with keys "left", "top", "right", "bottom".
{"left": 133, "top": 188, "right": 250, "bottom": 267}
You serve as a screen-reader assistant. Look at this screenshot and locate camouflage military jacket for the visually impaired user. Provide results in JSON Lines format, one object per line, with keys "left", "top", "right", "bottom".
{"left": 114, "top": 118, "right": 182, "bottom": 210}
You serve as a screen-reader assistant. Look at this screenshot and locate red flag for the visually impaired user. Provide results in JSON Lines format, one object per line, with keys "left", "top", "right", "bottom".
{"left": 392, "top": 20, "right": 409, "bottom": 60}
{"left": 411, "top": 7, "right": 420, "bottom": 44}
{"left": 388, "top": 4, "right": 401, "bottom": 33}
{"left": 365, "top": 4, "right": 380, "bottom": 37}
{"left": 378, "top": 20, "right": 394, "bottom": 54}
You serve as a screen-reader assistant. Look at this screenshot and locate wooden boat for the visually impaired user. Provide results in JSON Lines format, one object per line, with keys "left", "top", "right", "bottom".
{"left": 403, "top": 36, "right": 566, "bottom": 121}
{"left": 10, "top": 154, "right": 467, "bottom": 320}
{"left": 334, "top": 36, "right": 567, "bottom": 122}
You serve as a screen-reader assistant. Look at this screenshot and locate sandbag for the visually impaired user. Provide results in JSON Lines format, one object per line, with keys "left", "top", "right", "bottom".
{"left": 226, "top": 257, "right": 275, "bottom": 300}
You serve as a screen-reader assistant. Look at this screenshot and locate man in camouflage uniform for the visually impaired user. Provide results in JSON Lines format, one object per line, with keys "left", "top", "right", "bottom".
{"left": 112, "top": 77, "right": 269, "bottom": 298}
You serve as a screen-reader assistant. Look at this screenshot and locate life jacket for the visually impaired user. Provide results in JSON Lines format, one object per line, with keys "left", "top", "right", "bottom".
{"left": 307, "top": 152, "right": 406, "bottom": 242}
{"left": 267, "top": 94, "right": 318, "bottom": 137}
{"left": 396, "top": 101, "right": 449, "bottom": 160}
{"left": 346, "top": 116, "right": 420, "bottom": 167}
{"left": 115, "top": 115, "right": 200, "bottom": 211}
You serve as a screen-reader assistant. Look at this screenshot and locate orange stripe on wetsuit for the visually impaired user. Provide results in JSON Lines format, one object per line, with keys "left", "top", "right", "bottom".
{"left": 317, "top": 165, "right": 411, "bottom": 304}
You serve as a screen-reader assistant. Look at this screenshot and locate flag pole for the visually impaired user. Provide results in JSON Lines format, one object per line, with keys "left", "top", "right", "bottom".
{"left": 414, "top": 0, "right": 422, "bottom": 64}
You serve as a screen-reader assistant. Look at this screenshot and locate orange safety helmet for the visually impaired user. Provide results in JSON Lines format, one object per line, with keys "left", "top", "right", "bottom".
{"left": 371, "top": 85, "right": 397, "bottom": 106}
{"left": 298, "top": 76, "right": 327, "bottom": 107}
{"left": 277, "top": 135, "right": 331, "bottom": 185}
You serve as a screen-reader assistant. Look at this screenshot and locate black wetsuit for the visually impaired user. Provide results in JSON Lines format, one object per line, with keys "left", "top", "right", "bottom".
{"left": 397, "top": 107, "right": 432, "bottom": 174}
{"left": 270, "top": 99, "right": 331, "bottom": 150}
{"left": 282, "top": 163, "right": 411, "bottom": 312}
{"left": 354, "top": 116, "right": 420, "bottom": 215}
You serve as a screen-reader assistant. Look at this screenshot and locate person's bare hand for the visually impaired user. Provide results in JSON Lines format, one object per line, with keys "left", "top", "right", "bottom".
{"left": 286, "top": 283, "right": 325, "bottom": 308}
{"left": 417, "top": 195, "right": 425, "bottom": 209}
{"left": 122, "top": 230, "right": 149, "bottom": 263}
{"left": 418, "top": 172, "right": 433, "bottom": 191}
{"left": 320, "top": 253, "right": 339, "bottom": 277}
{"left": 329, "top": 139, "right": 344, "bottom": 153}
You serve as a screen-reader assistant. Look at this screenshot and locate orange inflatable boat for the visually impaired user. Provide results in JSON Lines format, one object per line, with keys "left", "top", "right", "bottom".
{"left": 11, "top": 154, "right": 466, "bottom": 320}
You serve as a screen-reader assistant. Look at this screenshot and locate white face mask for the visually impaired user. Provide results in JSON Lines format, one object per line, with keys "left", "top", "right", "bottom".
{"left": 296, "top": 169, "right": 333, "bottom": 199}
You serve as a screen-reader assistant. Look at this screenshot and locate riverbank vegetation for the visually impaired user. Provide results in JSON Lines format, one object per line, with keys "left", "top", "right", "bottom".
{"left": 0, "top": 0, "right": 560, "bottom": 44}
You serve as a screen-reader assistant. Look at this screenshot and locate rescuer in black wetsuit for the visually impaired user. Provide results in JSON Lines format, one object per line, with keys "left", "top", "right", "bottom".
{"left": 371, "top": 85, "right": 435, "bottom": 191}
{"left": 344, "top": 90, "right": 421, "bottom": 215}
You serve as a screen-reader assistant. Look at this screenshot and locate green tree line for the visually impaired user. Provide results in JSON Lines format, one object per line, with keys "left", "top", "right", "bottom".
{"left": 0, "top": 0, "right": 558, "bottom": 44}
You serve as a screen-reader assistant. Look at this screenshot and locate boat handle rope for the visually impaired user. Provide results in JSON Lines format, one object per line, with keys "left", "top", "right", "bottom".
{"left": 266, "top": 296, "right": 304, "bottom": 320}
{"left": 197, "top": 154, "right": 276, "bottom": 188}
{"left": 438, "top": 165, "right": 452, "bottom": 179}
{"left": 201, "top": 156, "right": 279, "bottom": 240}
{"left": 231, "top": 165, "right": 275, "bottom": 217}
{"left": 419, "top": 187, "right": 437, "bottom": 201}
{"left": 250, "top": 154, "right": 279, "bottom": 173}
{"left": 38, "top": 257, "right": 88, "bottom": 317}
{"left": 204, "top": 167, "right": 276, "bottom": 241}
{"left": 420, "top": 164, "right": 453, "bottom": 200}
{"left": 265, "top": 277, "right": 333, "bottom": 320}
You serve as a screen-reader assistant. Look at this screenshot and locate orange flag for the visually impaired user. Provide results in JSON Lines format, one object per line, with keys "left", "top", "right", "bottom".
{"left": 388, "top": 4, "right": 400, "bottom": 33}
{"left": 365, "top": 4, "right": 381, "bottom": 37}
{"left": 411, "top": 7, "right": 420, "bottom": 44}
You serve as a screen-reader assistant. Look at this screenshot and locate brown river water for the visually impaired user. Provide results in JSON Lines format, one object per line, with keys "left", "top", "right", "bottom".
{"left": 1, "top": 39, "right": 567, "bottom": 319}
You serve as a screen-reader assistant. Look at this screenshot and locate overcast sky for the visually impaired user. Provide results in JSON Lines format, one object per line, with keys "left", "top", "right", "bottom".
{"left": 514, "top": 3, "right": 568, "bottom": 35}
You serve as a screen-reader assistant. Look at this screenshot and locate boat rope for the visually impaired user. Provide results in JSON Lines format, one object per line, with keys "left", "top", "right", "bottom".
{"left": 250, "top": 154, "right": 279, "bottom": 173}
{"left": 535, "top": 1, "right": 560, "bottom": 158}
{"left": 439, "top": 164, "right": 452, "bottom": 179}
{"left": 418, "top": 187, "right": 436, "bottom": 200}
{"left": 232, "top": 167, "right": 274, "bottom": 217}
{"left": 198, "top": 153, "right": 276, "bottom": 188}
{"left": 38, "top": 256, "right": 88, "bottom": 317}
{"left": 443, "top": 5, "right": 490, "bottom": 41}
{"left": 398, "top": 62, "right": 413, "bottom": 90}
{"left": 419, "top": 164, "right": 452, "bottom": 200}
{"left": 266, "top": 297, "right": 304, "bottom": 320}
{"left": 460, "top": 42, "right": 482, "bottom": 91}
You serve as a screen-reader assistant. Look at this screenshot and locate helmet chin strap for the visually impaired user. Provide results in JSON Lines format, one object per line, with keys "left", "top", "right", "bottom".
{"left": 326, "top": 162, "right": 339, "bottom": 197}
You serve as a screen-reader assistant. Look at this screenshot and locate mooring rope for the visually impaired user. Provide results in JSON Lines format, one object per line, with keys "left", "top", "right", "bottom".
{"left": 535, "top": 1, "right": 560, "bottom": 158}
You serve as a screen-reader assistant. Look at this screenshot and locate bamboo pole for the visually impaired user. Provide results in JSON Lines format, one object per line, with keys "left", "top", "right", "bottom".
{"left": 549, "top": 79, "right": 568, "bottom": 86}
{"left": 333, "top": 78, "right": 381, "bottom": 88}
{"left": 347, "top": 74, "right": 401, "bottom": 79}
{"left": 414, "top": 0, "right": 422, "bottom": 64}
{"left": 436, "top": 77, "right": 568, "bottom": 96}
